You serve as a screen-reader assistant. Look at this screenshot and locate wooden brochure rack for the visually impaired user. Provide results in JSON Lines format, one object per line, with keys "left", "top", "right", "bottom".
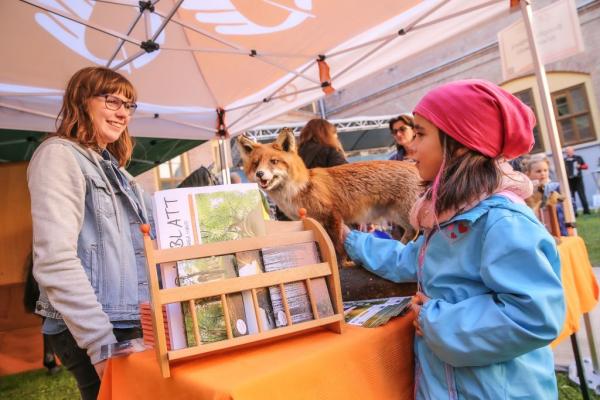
{"left": 141, "top": 217, "right": 345, "bottom": 378}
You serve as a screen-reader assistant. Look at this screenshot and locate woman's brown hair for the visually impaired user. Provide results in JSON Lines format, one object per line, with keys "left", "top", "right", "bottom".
{"left": 298, "top": 118, "right": 344, "bottom": 153}
{"left": 388, "top": 114, "right": 415, "bottom": 131}
{"left": 54, "top": 66, "right": 136, "bottom": 166}
{"left": 428, "top": 131, "right": 503, "bottom": 215}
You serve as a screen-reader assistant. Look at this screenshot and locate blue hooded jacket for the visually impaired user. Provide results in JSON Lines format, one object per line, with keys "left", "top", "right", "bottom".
{"left": 344, "top": 195, "right": 565, "bottom": 399}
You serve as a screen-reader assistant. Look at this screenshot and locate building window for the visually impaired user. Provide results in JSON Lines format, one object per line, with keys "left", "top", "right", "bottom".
{"left": 551, "top": 84, "right": 595, "bottom": 146}
{"left": 513, "top": 89, "right": 544, "bottom": 153}
{"left": 157, "top": 154, "right": 187, "bottom": 189}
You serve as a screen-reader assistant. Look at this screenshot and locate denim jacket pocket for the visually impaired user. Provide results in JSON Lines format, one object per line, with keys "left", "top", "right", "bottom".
{"left": 89, "top": 244, "right": 99, "bottom": 289}
{"left": 88, "top": 175, "right": 115, "bottom": 218}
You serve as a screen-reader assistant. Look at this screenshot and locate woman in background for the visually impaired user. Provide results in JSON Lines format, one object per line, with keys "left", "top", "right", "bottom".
{"left": 297, "top": 118, "right": 348, "bottom": 169}
{"left": 388, "top": 113, "right": 416, "bottom": 161}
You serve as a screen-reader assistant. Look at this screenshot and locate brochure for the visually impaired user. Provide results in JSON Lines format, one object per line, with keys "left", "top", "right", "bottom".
{"left": 343, "top": 297, "right": 411, "bottom": 328}
{"left": 100, "top": 338, "right": 147, "bottom": 361}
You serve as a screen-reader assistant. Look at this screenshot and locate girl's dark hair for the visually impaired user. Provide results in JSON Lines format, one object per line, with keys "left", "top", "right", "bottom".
{"left": 429, "top": 131, "right": 502, "bottom": 215}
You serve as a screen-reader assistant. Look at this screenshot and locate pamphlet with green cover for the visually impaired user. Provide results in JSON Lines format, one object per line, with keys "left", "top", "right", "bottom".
{"left": 182, "top": 297, "right": 227, "bottom": 345}
{"left": 177, "top": 255, "right": 237, "bottom": 286}
{"left": 191, "top": 185, "right": 267, "bottom": 244}
{"left": 177, "top": 255, "right": 251, "bottom": 342}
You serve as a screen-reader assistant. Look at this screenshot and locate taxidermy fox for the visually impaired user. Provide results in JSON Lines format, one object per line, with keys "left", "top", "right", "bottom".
{"left": 237, "top": 129, "right": 421, "bottom": 255}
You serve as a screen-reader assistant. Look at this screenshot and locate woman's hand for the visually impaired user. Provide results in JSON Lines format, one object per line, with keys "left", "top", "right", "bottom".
{"left": 94, "top": 360, "right": 107, "bottom": 380}
{"left": 411, "top": 291, "right": 430, "bottom": 336}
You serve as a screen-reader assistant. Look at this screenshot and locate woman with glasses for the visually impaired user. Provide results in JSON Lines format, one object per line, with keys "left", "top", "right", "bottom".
{"left": 27, "top": 66, "right": 152, "bottom": 399}
{"left": 388, "top": 113, "right": 416, "bottom": 161}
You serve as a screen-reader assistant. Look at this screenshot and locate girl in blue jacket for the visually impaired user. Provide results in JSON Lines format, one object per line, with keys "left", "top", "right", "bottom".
{"left": 343, "top": 80, "right": 565, "bottom": 399}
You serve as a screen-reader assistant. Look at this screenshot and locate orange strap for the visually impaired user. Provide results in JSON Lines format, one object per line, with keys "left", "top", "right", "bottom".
{"left": 317, "top": 59, "right": 335, "bottom": 95}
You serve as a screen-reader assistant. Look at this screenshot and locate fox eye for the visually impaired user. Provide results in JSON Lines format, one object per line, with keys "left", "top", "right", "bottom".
{"left": 270, "top": 159, "right": 279, "bottom": 165}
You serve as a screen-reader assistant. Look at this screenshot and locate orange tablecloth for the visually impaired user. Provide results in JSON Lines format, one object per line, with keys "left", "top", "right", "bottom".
{"left": 553, "top": 236, "right": 599, "bottom": 346}
{"left": 99, "top": 313, "right": 415, "bottom": 400}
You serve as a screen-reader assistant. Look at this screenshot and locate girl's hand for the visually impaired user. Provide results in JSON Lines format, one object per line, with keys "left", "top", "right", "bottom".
{"left": 340, "top": 224, "right": 351, "bottom": 244}
{"left": 411, "top": 291, "right": 430, "bottom": 336}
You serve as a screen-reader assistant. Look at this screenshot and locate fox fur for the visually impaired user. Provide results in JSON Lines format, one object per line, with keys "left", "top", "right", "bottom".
{"left": 237, "top": 129, "right": 421, "bottom": 255}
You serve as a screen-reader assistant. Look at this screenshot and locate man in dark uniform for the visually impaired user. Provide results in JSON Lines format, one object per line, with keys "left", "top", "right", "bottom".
{"left": 564, "top": 146, "right": 590, "bottom": 215}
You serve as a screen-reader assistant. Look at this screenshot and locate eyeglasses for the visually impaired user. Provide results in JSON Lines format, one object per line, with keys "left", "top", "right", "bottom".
{"left": 97, "top": 94, "right": 137, "bottom": 116}
{"left": 391, "top": 125, "right": 411, "bottom": 135}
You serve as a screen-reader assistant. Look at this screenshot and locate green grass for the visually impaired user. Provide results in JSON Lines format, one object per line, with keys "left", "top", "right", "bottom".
{"left": 557, "top": 372, "right": 600, "bottom": 400}
{"left": 577, "top": 210, "right": 600, "bottom": 267}
{"left": 0, "top": 368, "right": 78, "bottom": 400}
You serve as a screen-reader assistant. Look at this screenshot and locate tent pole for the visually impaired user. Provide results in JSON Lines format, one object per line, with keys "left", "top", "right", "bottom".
{"left": 520, "top": 0, "right": 600, "bottom": 388}
{"left": 519, "top": 0, "right": 575, "bottom": 225}
{"left": 217, "top": 138, "right": 231, "bottom": 185}
{"left": 318, "top": 98, "right": 327, "bottom": 119}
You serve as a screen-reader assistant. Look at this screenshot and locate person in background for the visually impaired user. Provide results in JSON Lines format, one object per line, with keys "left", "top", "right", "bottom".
{"left": 524, "top": 156, "right": 568, "bottom": 236}
{"left": 385, "top": 114, "right": 418, "bottom": 239}
{"left": 388, "top": 113, "right": 416, "bottom": 161}
{"left": 365, "top": 223, "right": 392, "bottom": 240}
{"left": 342, "top": 80, "right": 564, "bottom": 399}
{"left": 177, "top": 165, "right": 219, "bottom": 188}
{"left": 230, "top": 172, "right": 242, "bottom": 184}
{"left": 22, "top": 252, "right": 61, "bottom": 375}
{"left": 509, "top": 154, "right": 530, "bottom": 173}
{"left": 563, "top": 146, "right": 590, "bottom": 215}
{"left": 28, "top": 67, "right": 153, "bottom": 400}
{"left": 297, "top": 118, "right": 348, "bottom": 169}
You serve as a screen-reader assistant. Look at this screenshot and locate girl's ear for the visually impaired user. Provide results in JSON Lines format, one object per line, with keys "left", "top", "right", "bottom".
{"left": 237, "top": 135, "right": 257, "bottom": 160}
{"left": 274, "top": 128, "right": 297, "bottom": 153}
{"left": 453, "top": 147, "right": 469, "bottom": 157}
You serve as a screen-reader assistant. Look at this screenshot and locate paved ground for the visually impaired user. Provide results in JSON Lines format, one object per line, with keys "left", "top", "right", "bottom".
{"left": 553, "top": 267, "right": 600, "bottom": 370}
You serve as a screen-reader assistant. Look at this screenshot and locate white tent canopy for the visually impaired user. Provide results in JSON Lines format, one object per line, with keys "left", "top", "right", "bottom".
{"left": 1, "top": 0, "right": 512, "bottom": 140}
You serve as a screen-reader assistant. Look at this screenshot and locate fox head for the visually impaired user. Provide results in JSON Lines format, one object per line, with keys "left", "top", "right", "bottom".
{"left": 237, "top": 128, "right": 308, "bottom": 192}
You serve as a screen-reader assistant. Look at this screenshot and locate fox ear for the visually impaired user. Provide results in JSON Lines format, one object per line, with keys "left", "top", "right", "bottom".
{"left": 275, "top": 128, "right": 296, "bottom": 153}
{"left": 237, "top": 134, "right": 257, "bottom": 160}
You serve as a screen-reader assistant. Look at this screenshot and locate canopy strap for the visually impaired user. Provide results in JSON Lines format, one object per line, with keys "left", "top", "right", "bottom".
{"left": 216, "top": 108, "right": 229, "bottom": 139}
{"left": 138, "top": 1, "right": 155, "bottom": 13}
{"left": 317, "top": 56, "right": 334, "bottom": 95}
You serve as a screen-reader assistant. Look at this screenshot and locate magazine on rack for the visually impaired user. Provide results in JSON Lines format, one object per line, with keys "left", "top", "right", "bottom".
{"left": 235, "top": 250, "right": 276, "bottom": 331}
{"left": 343, "top": 297, "right": 411, "bottom": 328}
{"left": 177, "top": 255, "right": 251, "bottom": 342}
{"left": 262, "top": 242, "right": 334, "bottom": 327}
{"left": 182, "top": 296, "right": 228, "bottom": 345}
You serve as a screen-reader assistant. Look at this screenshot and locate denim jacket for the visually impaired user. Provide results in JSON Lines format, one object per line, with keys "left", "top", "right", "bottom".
{"left": 28, "top": 137, "right": 152, "bottom": 363}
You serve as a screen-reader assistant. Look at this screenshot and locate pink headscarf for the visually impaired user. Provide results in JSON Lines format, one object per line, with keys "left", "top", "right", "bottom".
{"left": 409, "top": 80, "right": 534, "bottom": 231}
{"left": 413, "top": 79, "right": 536, "bottom": 160}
